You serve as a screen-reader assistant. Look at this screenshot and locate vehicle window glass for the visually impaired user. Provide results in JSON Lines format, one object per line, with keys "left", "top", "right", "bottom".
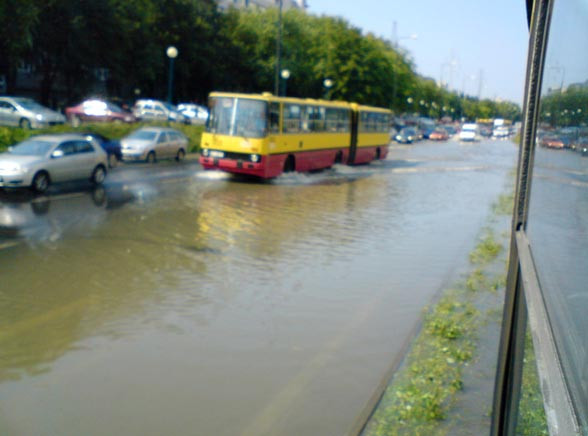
{"left": 526, "top": 0, "right": 588, "bottom": 428}
{"left": 269, "top": 102, "right": 280, "bottom": 133}
{"left": 233, "top": 99, "right": 267, "bottom": 138}
{"left": 76, "top": 140, "right": 94, "bottom": 153}
{"left": 127, "top": 130, "right": 157, "bottom": 141}
{"left": 56, "top": 141, "right": 77, "bottom": 156}
{"left": 10, "top": 140, "right": 54, "bottom": 156}
{"left": 157, "top": 132, "right": 168, "bottom": 143}
{"left": 284, "top": 104, "right": 301, "bottom": 133}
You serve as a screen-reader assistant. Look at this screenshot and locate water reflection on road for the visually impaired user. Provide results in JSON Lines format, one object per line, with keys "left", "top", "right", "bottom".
{"left": 0, "top": 141, "right": 516, "bottom": 436}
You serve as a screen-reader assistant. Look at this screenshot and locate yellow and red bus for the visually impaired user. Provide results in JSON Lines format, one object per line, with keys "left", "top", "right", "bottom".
{"left": 199, "top": 92, "right": 392, "bottom": 178}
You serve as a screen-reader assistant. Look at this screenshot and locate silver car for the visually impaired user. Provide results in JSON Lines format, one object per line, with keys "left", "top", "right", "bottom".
{"left": 0, "top": 134, "right": 108, "bottom": 192}
{"left": 132, "top": 99, "right": 187, "bottom": 123}
{"left": 120, "top": 127, "right": 189, "bottom": 163}
{"left": 0, "top": 96, "right": 66, "bottom": 129}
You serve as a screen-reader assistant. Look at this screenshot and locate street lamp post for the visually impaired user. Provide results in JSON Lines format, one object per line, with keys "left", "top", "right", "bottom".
{"left": 166, "top": 46, "right": 178, "bottom": 104}
{"left": 323, "top": 78, "right": 333, "bottom": 100}
{"left": 281, "top": 69, "right": 290, "bottom": 96}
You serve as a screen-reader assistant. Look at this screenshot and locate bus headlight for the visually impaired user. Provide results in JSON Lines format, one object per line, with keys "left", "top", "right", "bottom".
{"left": 250, "top": 154, "right": 260, "bottom": 163}
{"left": 201, "top": 148, "right": 209, "bottom": 157}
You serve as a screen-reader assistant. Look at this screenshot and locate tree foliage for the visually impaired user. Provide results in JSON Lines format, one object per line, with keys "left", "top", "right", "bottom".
{"left": 0, "top": 1, "right": 520, "bottom": 120}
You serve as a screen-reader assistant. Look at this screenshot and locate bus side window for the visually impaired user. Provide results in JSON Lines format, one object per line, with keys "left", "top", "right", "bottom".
{"left": 284, "top": 104, "right": 300, "bottom": 133}
{"left": 269, "top": 102, "right": 280, "bottom": 134}
{"left": 300, "top": 105, "right": 310, "bottom": 132}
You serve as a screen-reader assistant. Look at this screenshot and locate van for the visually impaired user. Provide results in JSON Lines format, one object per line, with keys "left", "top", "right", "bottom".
{"left": 459, "top": 123, "right": 480, "bottom": 141}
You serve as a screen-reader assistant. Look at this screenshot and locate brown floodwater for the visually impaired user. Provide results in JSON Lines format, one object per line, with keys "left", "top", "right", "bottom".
{"left": 0, "top": 139, "right": 516, "bottom": 436}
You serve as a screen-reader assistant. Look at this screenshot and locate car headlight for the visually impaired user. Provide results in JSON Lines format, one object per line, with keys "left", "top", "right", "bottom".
{"left": 201, "top": 148, "right": 209, "bottom": 157}
{"left": 250, "top": 154, "right": 259, "bottom": 163}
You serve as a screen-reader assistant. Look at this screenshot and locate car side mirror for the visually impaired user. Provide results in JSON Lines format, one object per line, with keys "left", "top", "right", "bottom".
{"left": 51, "top": 150, "right": 64, "bottom": 159}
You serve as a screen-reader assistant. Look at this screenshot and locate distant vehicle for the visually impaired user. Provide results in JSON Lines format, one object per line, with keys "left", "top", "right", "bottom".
{"left": 120, "top": 127, "right": 188, "bottom": 163}
{"left": 132, "top": 99, "right": 188, "bottom": 123}
{"left": 0, "top": 134, "right": 108, "bottom": 193}
{"left": 395, "top": 127, "right": 418, "bottom": 144}
{"left": 429, "top": 127, "right": 449, "bottom": 141}
{"left": 177, "top": 103, "right": 209, "bottom": 125}
{"left": 81, "top": 132, "right": 121, "bottom": 168}
{"left": 574, "top": 137, "right": 588, "bottom": 156}
{"left": 65, "top": 99, "right": 136, "bottom": 126}
{"left": 0, "top": 96, "right": 66, "bottom": 129}
{"left": 443, "top": 125, "right": 458, "bottom": 136}
{"left": 541, "top": 135, "right": 567, "bottom": 149}
{"left": 492, "top": 126, "right": 511, "bottom": 139}
{"left": 459, "top": 123, "right": 480, "bottom": 142}
{"left": 421, "top": 124, "right": 436, "bottom": 139}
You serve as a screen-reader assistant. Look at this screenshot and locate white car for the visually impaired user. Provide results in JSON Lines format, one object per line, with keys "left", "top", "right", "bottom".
{"left": 120, "top": 127, "right": 189, "bottom": 163}
{"left": 0, "top": 134, "right": 108, "bottom": 192}
{"left": 459, "top": 123, "right": 480, "bottom": 142}
{"left": 177, "top": 103, "right": 208, "bottom": 125}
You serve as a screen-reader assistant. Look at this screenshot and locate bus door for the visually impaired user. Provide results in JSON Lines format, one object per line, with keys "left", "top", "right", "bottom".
{"left": 348, "top": 110, "right": 358, "bottom": 164}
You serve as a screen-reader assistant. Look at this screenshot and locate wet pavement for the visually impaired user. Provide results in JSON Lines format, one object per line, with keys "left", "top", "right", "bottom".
{"left": 0, "top": 139, "right": 517, "bottom": 436}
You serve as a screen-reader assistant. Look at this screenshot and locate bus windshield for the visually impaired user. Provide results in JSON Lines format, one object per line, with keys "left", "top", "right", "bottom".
{"left": 206, "top": 97, "right": 267, "bottom": 138}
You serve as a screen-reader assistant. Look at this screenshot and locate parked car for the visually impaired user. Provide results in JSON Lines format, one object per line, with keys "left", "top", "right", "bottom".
{"left": 0, "top": 134, "right": 108, "bottom": 193}
{"left": 394, "top": 127, "right": 418, "bottom": 144}
{"left": 133, "top": 99, "right": 187, "bottom": 123}
{"left": 65, "top": 99, "right": 136, "bottom": 126}
{"left": 120, "top": 127, "right": 188, "bottom": 163}
{"left": 81, "top": 132, "right": 121, "bottom": 168}
{"left": 177, "top": 103, "right": 209, "bottom": 125}
{"left": 429, "top": 127, "right": 449, "bottom": 141}
{"left": 0, "top": 96, "right": 66, "bottom": 129}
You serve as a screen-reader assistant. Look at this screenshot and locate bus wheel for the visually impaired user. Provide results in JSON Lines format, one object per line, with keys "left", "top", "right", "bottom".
{"left": 283, "top": 155, "right": 295, "bottom": 173}
{"left": 334, "top": 151, "right": 343, "bottom": 164}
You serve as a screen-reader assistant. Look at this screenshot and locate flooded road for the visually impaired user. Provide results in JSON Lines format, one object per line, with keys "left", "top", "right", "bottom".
{"left": 0, "top": 139, "right": 516, "bottom": 436}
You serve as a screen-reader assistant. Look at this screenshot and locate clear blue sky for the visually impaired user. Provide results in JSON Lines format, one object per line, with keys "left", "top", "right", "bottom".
{"left": 306, "top": 0, "right": 529, "bottom": 104}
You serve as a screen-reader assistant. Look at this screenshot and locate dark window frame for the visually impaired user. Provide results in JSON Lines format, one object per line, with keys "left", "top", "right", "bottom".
{"left": 491, "top": 0, "right": 582, "bottom": 434}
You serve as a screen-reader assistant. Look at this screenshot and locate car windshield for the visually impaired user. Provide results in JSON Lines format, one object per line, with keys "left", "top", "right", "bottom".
{"left": 107, "top": 102, "right": 124, "bottom": 113}
{"left": 9, "top": 139, "right": 54, "bottom": 156}
{"left": 206, "top": 97, "right": 267, "bottom": 138}
{"left": 12, "top": 98, "right": 47, "bottom": 112}
{"left": 127, "top": 130, "right": 157, "bottom": 141}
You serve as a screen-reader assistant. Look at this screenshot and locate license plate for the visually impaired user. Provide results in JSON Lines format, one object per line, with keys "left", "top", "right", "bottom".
{"left": 210, "top": 150, "right": 224, "bottom": 158}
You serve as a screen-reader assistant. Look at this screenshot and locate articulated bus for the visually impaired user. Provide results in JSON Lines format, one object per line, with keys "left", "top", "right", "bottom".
{"left": 199, "top": 92, "right": 392, "bottom": 178}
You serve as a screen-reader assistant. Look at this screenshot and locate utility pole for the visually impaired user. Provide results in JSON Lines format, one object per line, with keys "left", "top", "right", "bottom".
{"left": 274, "top": 0, "right": 283, "bottom": 96}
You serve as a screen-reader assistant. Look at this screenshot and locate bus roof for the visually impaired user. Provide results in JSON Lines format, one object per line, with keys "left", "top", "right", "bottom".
{"left": 208, "top": 92, "right": 391, "bottom": 113}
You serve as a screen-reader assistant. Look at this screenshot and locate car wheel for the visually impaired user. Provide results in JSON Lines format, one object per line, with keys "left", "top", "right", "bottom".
{"left": 146, "top": 151, "right": 156, "bottom": 164}
{"left": 108, "top": 153, "right": 118, "bottom": 168}
{"left": 90, "top": 165, "right": 106, "bottom": 185}
{"left": 70, "top": 115, "right": 81, "bottom": 127}
{"left": 175, "top": 149, "right": 185, "bottom": 162}
{"left": 19, "top": 118, "right": 32, "bottom": 129}
{"left": 31, "top": 171, "right": 50, "bottom": 193}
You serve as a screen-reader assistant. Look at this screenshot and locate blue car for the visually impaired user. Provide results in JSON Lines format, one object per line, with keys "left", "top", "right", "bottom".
{"left": 83, "top": 133, "right": 121, "bottom": 168}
